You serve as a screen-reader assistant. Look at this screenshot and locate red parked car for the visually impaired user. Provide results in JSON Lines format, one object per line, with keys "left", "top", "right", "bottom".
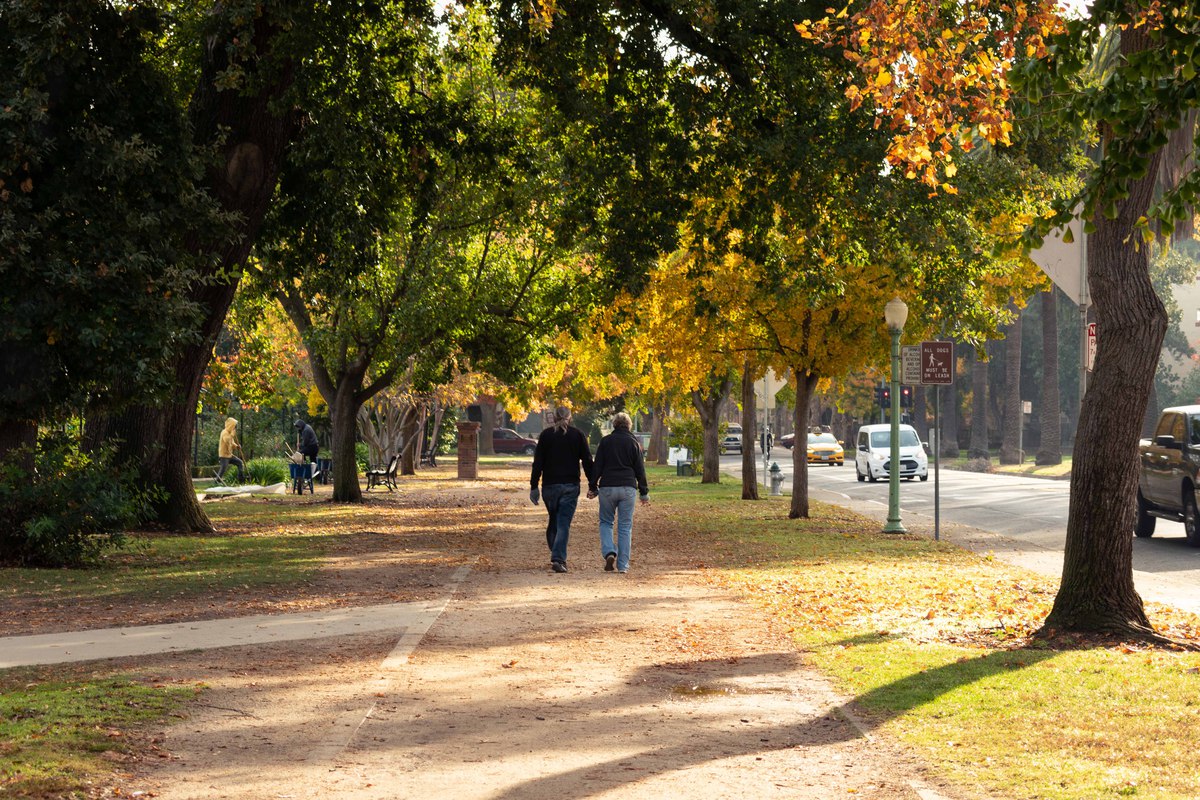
{"left": 492, "top": 427, "right": 538, "bottom": 455}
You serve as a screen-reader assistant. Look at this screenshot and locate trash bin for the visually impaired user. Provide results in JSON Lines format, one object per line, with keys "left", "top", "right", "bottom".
{"left": 317, "top": 457, "right": 332, "bottom": 484}
{"left": 676, "top": 461, "right": 695, "bottom": 477}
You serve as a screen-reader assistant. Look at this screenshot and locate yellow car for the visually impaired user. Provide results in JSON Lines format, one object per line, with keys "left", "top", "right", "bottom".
{"left": 806, "top": 432, "right": 844, "bottom": 466}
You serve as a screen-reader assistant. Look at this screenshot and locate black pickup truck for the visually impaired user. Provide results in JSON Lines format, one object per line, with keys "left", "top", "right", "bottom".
{"left": 1137, "top": 405, "right": 1200, "bottom": 545}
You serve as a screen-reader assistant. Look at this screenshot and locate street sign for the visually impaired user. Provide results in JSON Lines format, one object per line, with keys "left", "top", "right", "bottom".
{"left": 920, "top": 341, "right": 954, "bottom": 385}
{"left": 901, "top": 345, "right": 922, "bottom": 385}
{"left": 1087, "top": 322, "right": 1097, "bottom": 371}
{"left": 754, "top": 368, "right": 787, "bottom": 409}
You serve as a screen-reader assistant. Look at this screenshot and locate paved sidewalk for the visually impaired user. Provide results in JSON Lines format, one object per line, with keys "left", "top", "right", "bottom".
{"left": 0, "top": 566, "right": 471, "bottom": 669}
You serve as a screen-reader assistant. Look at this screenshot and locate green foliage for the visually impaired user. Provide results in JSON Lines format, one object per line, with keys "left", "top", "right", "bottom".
{"left": 0, "top": 0, "right": 220, "bottom": 423}
{"left": 0, "top": 434, "right": 160, "bottom": 567}
{"left": 667, "top": 416, "right": 706, "bottom": 460}
{"left": 1013, "top": 9, "right": 1200, "bottom": 243}
{"left": 356, "top": 441, "right": 371, "bottom": 472}
{"left": 245, "top": 457, "right": 289, "bottom": 486}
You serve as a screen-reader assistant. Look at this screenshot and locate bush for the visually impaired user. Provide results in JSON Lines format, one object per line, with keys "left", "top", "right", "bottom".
{"left": 356, "top": 441, "right": 370, "bottom": 472}
{"left": 0, "top": 434, "right": 160, "bottom": 568}
{"left": 668, "top": 417, "right": 705, "bottom": 460}
{"left": 245, "top": 457, "right": 289, "bottom": 485}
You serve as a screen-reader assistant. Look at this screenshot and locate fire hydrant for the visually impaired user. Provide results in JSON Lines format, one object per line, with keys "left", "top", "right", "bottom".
{"left": 769, "top": 461, "right": 784, "bottom": 496}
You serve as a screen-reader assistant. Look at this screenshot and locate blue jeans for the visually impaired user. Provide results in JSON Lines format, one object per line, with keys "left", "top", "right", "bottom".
{"left": 598, "top": 485, "right": 637, "bottom": 572}
{"left": 542, "top": 483, "right": 580, "bottom": 564}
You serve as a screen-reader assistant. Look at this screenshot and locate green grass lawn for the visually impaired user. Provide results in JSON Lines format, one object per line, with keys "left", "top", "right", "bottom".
{"left": 649, "top": 465, "right": 1200, "bottom": 800}
{"left": 0, "top": 667, "right": 198, "bottom": 796}
{"left": 941, "top": 452, "right": 1074, "bottom": 479}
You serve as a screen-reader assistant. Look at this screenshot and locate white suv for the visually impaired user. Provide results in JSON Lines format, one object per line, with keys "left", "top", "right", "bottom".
{"left": 855, "top": 423, "right": 928, "bottom": 482}
{"left": 721, "top": 423, "right": 743, "bottom": 454}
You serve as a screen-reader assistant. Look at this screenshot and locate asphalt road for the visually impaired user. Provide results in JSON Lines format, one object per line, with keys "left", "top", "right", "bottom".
{"left": 719, "top": 449, "right": 1200, "bottom": 615}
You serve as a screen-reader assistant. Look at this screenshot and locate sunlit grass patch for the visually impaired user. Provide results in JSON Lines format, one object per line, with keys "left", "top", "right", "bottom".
{"left": 0, "top": 531, "right": 334, "bottom": 605}
{"left": 651, "top": 467, "right": 1200, "bottom": 799}
{"left": 0, "top": 667, "right": 198, "bottom": 797}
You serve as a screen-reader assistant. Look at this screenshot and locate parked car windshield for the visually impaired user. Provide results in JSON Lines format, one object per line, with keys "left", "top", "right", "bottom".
{"left": 869, "top": 429, "right": 919, "bottom": 448}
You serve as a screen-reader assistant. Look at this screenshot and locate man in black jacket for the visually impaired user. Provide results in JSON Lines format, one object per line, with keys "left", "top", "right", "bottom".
{"left": 530, "top": 407, "right": 594, "bottom": 573}
{"left": 588, "top": 412, "right": 649, "bottom": 574}
{"left": 294, "top": 418, "right": 319, "bottom": 462}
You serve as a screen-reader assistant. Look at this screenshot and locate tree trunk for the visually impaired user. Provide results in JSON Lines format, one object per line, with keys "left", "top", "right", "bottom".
{"left": 939, "top": 344, "right": 961, "bottom": 459}
{"left": 913, "top": 385, "right": 928, "bottom": 442}
{"left": 426, "top": 400, "right": 444, "bottom": 466}
{"left": 789, "top": 371, "right": 819, "bottom": 519}
{"left": 357, "top": 398, "right": 403, "bottom": 469}
{"left": 740, "top": 361, "right": 759, "bottom": 500}
{"left": 648, "top": 400, "right": 667, "bottom": 464}
{"left": 477, "top": 397, "right": 496, "bottom": 455}
{"left": 1000, "top": 306, "right": 1023, "bottom": 464}
{"left": 1041, "top": 24, "right": 1163, "bottom": 637}
{"left": 691, "top": 373, "right": 731, "bottom": 484}
{"left": 328, "top": 382, "right": 365, "bottom": 503}
{"left": 400, "top": 403, "right": 421, "bottom": 476}
{"left": 0, "top": 419, "right": 38, "bottom": 474}
{"left": 969, "top": 347, "right": 990, "bottom": 462}
{"left": 97, "top": 14, "right": 299, "bottom": 531}
{"left": 656, "top": 399, "right": 671, "bottom": 465}
{"left": 1037, "top": 289, "right": 1063, "bottom": 466}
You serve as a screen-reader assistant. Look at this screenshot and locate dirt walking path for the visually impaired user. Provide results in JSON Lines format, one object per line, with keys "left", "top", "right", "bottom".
{"left": 121, "top": 465, "right": 970, "bottom": 799}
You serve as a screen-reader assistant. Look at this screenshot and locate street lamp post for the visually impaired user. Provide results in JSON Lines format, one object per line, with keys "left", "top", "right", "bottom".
{"left": 883, "top": 297, "right": 908, "bottom": 533}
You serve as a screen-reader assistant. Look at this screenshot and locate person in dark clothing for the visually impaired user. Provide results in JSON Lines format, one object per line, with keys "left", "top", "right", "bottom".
{"left": 294, "top": 418, "right": 320, "bottom": 461}
{"left": 530, "top": 406, "right": 594, "bottom": 573}
{"left": 588, "top": 412, "right": 649, "bottom": 574}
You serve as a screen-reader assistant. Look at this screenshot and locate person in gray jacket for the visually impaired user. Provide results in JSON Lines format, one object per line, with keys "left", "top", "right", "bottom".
{"left": 587, "top": 412, "right": 649, "bottom": 573}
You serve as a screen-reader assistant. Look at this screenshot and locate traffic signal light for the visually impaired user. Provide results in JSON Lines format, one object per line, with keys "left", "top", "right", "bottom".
{"left": 877, "top": 386, "right": 891, "bottom": 408}
{"left": 900, "top": 385, "right": 913, "bottom": 408}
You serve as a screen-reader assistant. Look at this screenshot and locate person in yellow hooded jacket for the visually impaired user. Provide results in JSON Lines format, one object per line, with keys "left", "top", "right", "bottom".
{"left": 217, "top": 417, "right": 245, "bottom": 483}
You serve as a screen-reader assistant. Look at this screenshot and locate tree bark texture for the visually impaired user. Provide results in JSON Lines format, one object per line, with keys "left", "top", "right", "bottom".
{"left": 100, "top": 14, "right": 299, "bottom": 531}
{"left": 1037, "top": 289, "right": 1063, "bottom": 465}
{"left": 425, "top": 400, "right": 444, "bottom": 466}
{"left": 968, "top": 348, "right": 990, "bottom": 461}
{"left": 0, "top": 419, "right": 38, "bottom": 474}
{"left": 692, "top": 374, "right": 731, "bottom": 484}
{"left": 477, "top": 397, "right": 497, "bottom": 455}
{"left": 357, "top": 398, "right": 404, "bottom": 469}
{"left": 648, "top": 401, "right": 668, "bottom": 465}
{"left": 740, "top": 361, "right": 759, "bottom": 500}
{"left": 913, "top": 386, "right": 928, "bottom": 442}
{"left": 789, "top": 372, "right": 819, "bottom": 519}
{"left": 400, "top": 403, "right": 422, "bottom": 476}
{"left": 1043, "top": 24, "right": 1164, "bottom": 635}
{"left": 1000, "top": 306, "right": 1023, "bottom": 465}
{"left": 939, "top": 344, "right": 961, "bottom": 458}
{"left": 327, "top": 381, "right": 365, "bottom": 502}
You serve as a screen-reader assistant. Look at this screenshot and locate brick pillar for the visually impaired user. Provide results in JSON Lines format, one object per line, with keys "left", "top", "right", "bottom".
{"left": 456, "top": 421, "right": 481, "bottom": 480}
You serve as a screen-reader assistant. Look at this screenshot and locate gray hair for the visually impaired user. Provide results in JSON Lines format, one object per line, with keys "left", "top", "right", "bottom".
{"left": 553, "top": 406, "right": 572, "bottom": 432}
{"left": 612, "top": 412, "right": 632, "bottom": 430}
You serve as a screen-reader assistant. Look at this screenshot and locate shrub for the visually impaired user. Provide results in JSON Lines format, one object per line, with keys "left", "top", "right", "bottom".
{"left": 356, "top": 441, "right": 370, "bottom": 472}
{"left": 245, "top": 457, "right": 289, "bottom": 485}
{"left": 0, "top": 434, "right": 160, "bottom": 567}
{"left": 668, "top": 417, "right": 705, "bottom": 460}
